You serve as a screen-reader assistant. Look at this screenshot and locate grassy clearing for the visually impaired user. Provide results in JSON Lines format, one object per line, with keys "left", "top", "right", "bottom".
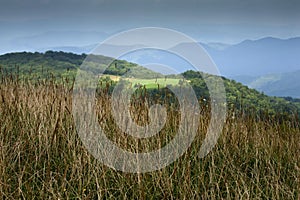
{"left": 103, "top": 75, "right": 182, "bottom": 89}
{"left": 0, "top": 74, "right": 299, "bottom": 199}
{"left": 128, "top": 77, "right": 181, "bottom": 88}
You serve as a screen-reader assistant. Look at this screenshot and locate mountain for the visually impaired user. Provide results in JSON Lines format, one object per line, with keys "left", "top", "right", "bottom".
{"left": 204, "top": 42, "right": 230, "bottom": 51}
{"left": 37, "top": 44, "right": 97, "bottom": 55}
{"left": 54, "top": 37, "right": 299, "bottom": 77}
{"left": 205, "top": 37, "right": 300, "bottom": 76}
{"left": 0, "top": 31, "right": 109, "bottom": 55}
{"left": 232, "top": 70, "right": 300, "bottom": 98}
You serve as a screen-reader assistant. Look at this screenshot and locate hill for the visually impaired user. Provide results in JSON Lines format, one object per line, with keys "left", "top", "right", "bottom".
{"left": 0, "top": 51, "right": 163, "bottom": 79}
{"left": 0, "top": 51, "right": 299, "bottom": 117}
{"left": 204, "top": 37, "right": 300, "bottom": 76}
{"left": 180, "top": 70, "right": 300, "bottom": 118}
{"left": 232, "top": 70, "right": 300, "bottom": 98}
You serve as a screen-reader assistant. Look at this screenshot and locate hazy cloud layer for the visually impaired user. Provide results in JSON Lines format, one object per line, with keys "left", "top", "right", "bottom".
{"left": 0, "top": 0, "right": 299, "bottom": 45}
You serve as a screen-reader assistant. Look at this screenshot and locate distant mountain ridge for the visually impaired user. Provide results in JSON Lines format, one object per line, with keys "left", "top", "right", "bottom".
{"left": 233, "top": 70, "right": 300, "bottom": 98}
{"left": 3, "top": 32, "right": 299, "bottom": 77}
{"left": 203, "top": 37, "right": 300, "bottom": 76}
{"left": 47, "top": 37, "right": 295, "bottom": 76}
{"left": 0, "top": 31, "right": 108, "bottom": 55}
{"left": 37, "top": 36, "right": 300, "bottom": 77}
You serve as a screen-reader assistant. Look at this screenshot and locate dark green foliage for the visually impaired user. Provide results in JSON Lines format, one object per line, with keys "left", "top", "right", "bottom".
{"left": 182, "top": 70, "right": 300, "bottom": 118}
{"left": 0, "top": 51, "right": 162, "bottom": 80}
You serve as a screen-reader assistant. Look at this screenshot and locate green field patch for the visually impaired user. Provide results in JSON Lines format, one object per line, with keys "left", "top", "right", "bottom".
{"left": 102, "top": 75, "right": 184, "bottom": 89}
{"left": 129, "top": 78, "right": 181, "bottom": 89}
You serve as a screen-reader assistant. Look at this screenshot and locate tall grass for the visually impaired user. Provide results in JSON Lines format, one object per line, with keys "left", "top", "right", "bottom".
{"left": 0, "top": 73, "right": 299, "bottom": 199}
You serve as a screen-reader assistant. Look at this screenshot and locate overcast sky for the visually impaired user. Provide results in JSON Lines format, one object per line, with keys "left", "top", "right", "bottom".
{"left": 1, "top": 0, "right": 300, "bottom": 45}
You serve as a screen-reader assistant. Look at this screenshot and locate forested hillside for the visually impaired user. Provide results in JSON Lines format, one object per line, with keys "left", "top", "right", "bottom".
{"left": 182, "top": 70, "right": 300, "bottom": 118}
{"left": 0, "top": 51, "right": 163, "bottom": 79}
{"left": 0, "top": 51, "right": 299, "bottom": 118}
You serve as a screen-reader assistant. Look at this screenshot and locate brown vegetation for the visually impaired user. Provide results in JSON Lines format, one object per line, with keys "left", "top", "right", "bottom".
{"left": 0, "top": 76, "right": 299, "bottom": 199}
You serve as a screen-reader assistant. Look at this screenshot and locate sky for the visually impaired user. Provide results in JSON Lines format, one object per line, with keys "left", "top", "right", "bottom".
{"left": 0, "top": 0, "right": 300, "bottom": 51}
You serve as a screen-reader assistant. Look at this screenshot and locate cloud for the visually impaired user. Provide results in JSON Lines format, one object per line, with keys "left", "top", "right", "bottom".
{"left": 1, "top": 0, "right": 299, "bottom": 23}
{"left": 0, "top": 0, "right": 299, "bottom": 44}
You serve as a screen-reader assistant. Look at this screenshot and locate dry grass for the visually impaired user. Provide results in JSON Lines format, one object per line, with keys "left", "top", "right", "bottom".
{"left": 0, "top": 76, "right": 299, "bottom": 199}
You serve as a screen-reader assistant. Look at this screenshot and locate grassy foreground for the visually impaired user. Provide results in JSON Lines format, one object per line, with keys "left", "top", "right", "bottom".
{"left": 0, "top": 76, "right": 299, "bottom": 199}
